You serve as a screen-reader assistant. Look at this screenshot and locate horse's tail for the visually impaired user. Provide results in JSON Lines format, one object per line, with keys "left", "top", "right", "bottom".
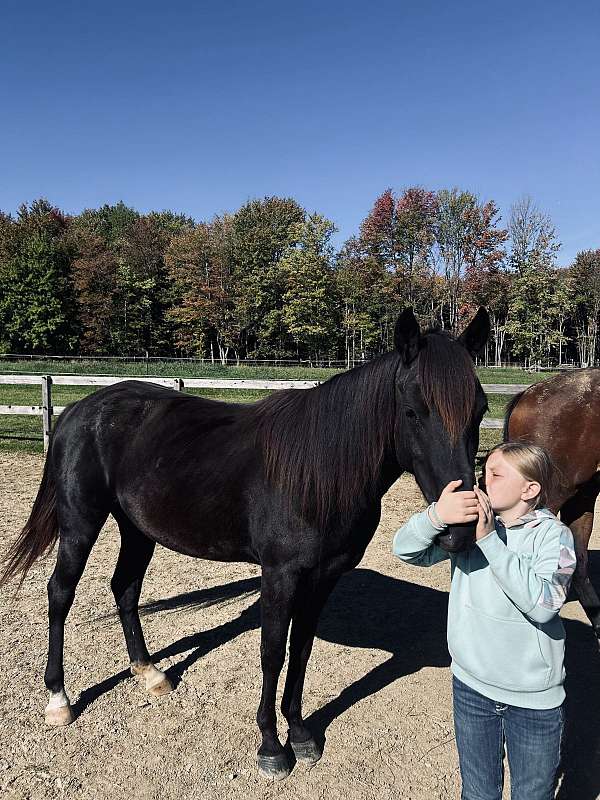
{"left": 503, "top": 390, "right": 525, "bottom": 442}
{"left": 0, "top": 449, "right": 59, "bottom": 592}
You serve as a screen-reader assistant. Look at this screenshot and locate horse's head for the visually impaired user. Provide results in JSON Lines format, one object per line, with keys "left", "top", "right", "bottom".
{"left": 393, "top": 308, "right": 490, "bottom": 553}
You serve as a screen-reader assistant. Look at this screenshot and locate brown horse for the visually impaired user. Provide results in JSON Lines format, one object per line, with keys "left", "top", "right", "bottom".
{"left": 504, "top": 368, "right": 600, "bottom": 644}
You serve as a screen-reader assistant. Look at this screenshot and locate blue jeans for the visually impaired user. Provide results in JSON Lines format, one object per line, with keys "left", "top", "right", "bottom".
{"left": 452, "top": 676, "right": 564, "bottom": 800}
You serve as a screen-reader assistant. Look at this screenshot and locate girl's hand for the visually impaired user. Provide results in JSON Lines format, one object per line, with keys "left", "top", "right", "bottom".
{"left": 473, "top": 486, "right": 495, "bottom": 540}
{"left": 435, "top": 480, "right": 479, "bottom": 525}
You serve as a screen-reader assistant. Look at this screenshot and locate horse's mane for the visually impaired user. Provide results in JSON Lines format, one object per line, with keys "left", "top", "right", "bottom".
{"left": 250, "top": 351, "right": 400, "bottom": 532}
{"left": 251, "top": 329, "right": 479, "bottom": 531}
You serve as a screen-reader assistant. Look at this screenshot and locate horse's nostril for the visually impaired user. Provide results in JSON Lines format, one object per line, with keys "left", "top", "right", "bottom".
{"left": 436, "top": 533, "right": 458, "bottom": 552}
{"left": 437, "top": 526, "right": 476, "bottom": 553}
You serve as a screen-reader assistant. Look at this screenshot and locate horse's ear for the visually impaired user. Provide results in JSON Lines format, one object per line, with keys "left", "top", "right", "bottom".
{"left": 458, "top": 307, "right": 490, "bottom": 359}
{"left": 394, "top": 308, "right": 421, "bottom": 365}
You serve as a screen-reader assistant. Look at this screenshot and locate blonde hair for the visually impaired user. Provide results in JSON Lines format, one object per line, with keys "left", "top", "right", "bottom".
{"left": 486, "top": 442, "right": 558, "bottom": 509}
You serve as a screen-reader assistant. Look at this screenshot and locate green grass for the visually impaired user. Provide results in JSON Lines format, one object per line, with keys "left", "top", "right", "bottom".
{"left": 0, "top": 415, "right": 45, "bottom": 453}
{"left": 479, "top": 428, "right": 503, "bottom": 452}
{"left": 0, "top": 358, "right": 342, "bottom": 381}
{"left": 0, "top": 361, "right": 549, "bottom": 454}
{"left": 0, "top": 357, "right": 558, "bottom": 383}
{"left": 0, "top": 384, "right": 271, "bottom": 406}
{"left": 487, "top": 394, "right": 513, "bottom": 419}
{"left": 476, "top": 367, "right": 557, "bottom": 384}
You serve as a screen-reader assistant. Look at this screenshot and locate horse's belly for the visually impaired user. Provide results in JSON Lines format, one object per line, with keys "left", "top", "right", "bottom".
{"left": 144, "top": 525, "right": 256, "bottom": 563}
{"left": 119, "top": 493, "right": 255, "bottom": 563}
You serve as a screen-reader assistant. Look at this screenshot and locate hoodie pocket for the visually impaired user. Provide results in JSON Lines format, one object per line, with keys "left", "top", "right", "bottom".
{"left": 448, "top": 604, "right": 552, "bottom": 692}
{"left": 536, "top": 620, "right": 566, "bottom": 684}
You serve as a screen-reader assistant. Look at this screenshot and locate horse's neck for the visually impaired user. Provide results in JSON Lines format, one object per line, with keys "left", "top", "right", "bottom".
{"left": 373, "top": 453, "right": 403, "bottom": 499}
{"left": 345, "top": 449, "right": 401, "bottom": 518}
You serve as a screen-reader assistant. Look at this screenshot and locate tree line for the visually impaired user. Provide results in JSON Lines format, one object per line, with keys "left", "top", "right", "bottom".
{"left": 0, "top": 191, "right": 598, "bottom": 366}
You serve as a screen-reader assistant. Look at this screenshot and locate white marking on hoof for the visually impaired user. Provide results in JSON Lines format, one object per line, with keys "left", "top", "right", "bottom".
{"left": 45, "top": 690, "right": 74, "bottom": 726}
{"left": 131, "top": 663, "right": 173, "bottom": 696}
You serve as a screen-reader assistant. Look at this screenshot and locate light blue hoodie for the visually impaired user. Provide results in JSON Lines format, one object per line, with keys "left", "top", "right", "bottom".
{"left": 392, "top": 507, "right": 577, "bottom": 708}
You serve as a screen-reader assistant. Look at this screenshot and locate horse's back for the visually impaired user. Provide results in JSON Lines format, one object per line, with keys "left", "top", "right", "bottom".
{"left": 50, "top": 380, "right": 260, "bottom": 560}
{"left": 508, "top": 368, "right": 600, "bottom": 489}
{"left": 54, "top": 379, "right": 247, "bottom": 451}
{"left": 509, "top": 368, "right": 600, "bottom": 433}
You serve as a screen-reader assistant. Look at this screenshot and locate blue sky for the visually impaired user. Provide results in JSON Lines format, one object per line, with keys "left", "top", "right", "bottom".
{"left": 1, "top": 0, "right": 598, "bottom": 265}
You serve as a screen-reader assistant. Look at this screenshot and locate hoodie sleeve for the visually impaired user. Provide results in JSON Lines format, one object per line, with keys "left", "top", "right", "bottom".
{"left": 476, "top": 521, "right": 576, "bottom": 623}
{"left": 392, "top": 510, "right": 451, "bottom": 568}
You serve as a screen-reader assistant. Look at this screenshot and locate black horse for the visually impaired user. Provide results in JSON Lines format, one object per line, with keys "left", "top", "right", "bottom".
{"left": 1, "top": 307, "right": 489, "bottom": 779}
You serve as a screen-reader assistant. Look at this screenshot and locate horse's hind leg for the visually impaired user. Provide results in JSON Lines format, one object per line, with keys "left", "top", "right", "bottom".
{"left": 111, "top": 513, "right": 172, "bottom": 696}
{"left": 561, "top": 478, "right": 600, "bottom": 644}
{"left": 45, "top": 511, "right": 107, "bottom": 726}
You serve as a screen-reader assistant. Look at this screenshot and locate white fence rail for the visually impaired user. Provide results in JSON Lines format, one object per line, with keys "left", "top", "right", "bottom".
{"left": 0, "top": 374, "right": 527, "bottom": 450}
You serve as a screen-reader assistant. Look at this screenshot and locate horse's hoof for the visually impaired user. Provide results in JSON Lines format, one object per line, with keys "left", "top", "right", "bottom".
{"left": 290, "top": 736, "right": 322, "bottom": 765}
{"left": 148, "top": 677, "right": 173, "bottom": 697}
{"left": 45, "top": 703, "right": 74, "bottom": 727}
{"left": 131, "top": 663, "right": 173, "bottom": 696}
{"left": 257, "top": 753, "right": 290, "bottom": 781}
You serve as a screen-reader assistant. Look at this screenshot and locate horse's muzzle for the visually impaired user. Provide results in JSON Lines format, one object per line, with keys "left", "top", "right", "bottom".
{"left": 436, "top": 524, "right": 476, "bottom": 553}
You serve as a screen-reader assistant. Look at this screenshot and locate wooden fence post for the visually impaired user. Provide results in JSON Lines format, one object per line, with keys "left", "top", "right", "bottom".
{"left": 42, "top": 376, "right": 53, "bottom": 453}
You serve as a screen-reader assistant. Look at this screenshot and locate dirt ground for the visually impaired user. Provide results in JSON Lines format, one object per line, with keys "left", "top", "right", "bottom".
{"left": 1, "top": 454, "right": 599, "bottom": 800}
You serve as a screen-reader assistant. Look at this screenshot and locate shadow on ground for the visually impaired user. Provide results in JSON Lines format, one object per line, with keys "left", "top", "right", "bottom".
{"left": 556, "top": 549, "right": 600, "bottom": 800}
{"left": 78, "top": 569, "right": 450, "bottom": 732}
{"left": 79, "top": 559, "right": 600, "bottom": 797}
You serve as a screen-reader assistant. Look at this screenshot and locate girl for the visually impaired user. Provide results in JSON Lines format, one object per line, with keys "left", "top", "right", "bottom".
{"left": 392, "top": 442, "right": 577, "bottom": 800}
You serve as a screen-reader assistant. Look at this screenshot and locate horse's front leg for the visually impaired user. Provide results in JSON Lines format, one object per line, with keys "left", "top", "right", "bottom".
{"left": 256, "top": 567, "right": 297, "bottom": 780}
{"left": 280, "top": 572, "right": 340, "bottom": 766}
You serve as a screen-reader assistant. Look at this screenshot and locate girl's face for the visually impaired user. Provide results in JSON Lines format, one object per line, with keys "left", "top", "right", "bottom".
{"left": 484, "top": 451, "right": 540, "bottom": 513}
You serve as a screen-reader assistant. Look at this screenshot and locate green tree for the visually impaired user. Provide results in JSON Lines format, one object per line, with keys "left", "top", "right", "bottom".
{"left": 505, "top": 269, "right": 566, "bottom": 366}
{"left": 71, "top": 204, "right": 189, "bottom": 355}
{"left": 434, "top": 189, "right": 481, "bottom": 331}
{"left": 552, "top": 268, "right": 574, "bottom": 365}
{"left": 74, "top": 201, "right": 140, "bottom": 245}
{"left": 359, "top": 187, "right": 438, "bottom": 313}
{"left": 463, "top": 265, "right": 511, "bottom": 365}
{"left": 335, "top": 237, "right": 391, "bottom": 365}
{"left": 112, "top": 216, "right": 174, "bottom": 355}
{"left": 569, "top": 250, "right": 600, "bottom": 366}
{"left": 392, "top": 187, "right": 438, "bottom": 309}
{"left": 508, "top": 196, "right": 560, "bottom": 276}
{"left": 0, "top": 200, "right": 77, "bottom": 353}
{"left": 165, "top": 215, "right": 239, "bottom": 362}
{"left": 505, "top": 198, "right": 562, "bottom": 365}
{"left": 461, "top": 200, "right": 509, "bottom": 364}
{"left": 232, "top": 197, "right": 305, "bottom": 356}
{"left": 70, "top": 228, "right": 119, "bottom": 353}
{"left": 280, "top": 214, "right": 337, "bottom": 361}
{"left": 70, "top": 202, "right": 140, "bottom": 354}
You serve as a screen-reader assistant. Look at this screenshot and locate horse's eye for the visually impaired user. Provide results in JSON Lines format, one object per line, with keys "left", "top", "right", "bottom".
{"left": 405, "top": 409, "right": 416, "bottom": 419}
